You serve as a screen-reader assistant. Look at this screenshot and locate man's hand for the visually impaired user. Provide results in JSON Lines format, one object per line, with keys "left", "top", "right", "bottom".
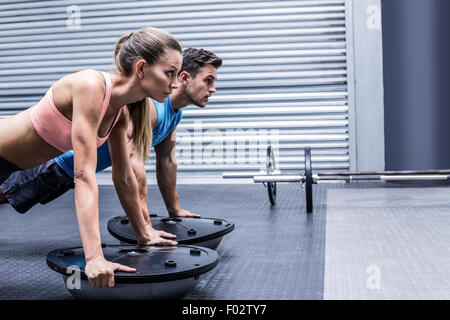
{"left": 138, "top": 228, "right": 178, "bottom": 246}
{"left": 169, "top": 208, "right": 201, "bottom": 218}
{"left": 84, "top": 256, "right": 136, "bottom": 288}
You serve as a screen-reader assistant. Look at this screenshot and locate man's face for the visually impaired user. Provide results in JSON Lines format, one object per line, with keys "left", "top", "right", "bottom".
{"left": 184, "top": 64, "right": 217, "bottom": 108}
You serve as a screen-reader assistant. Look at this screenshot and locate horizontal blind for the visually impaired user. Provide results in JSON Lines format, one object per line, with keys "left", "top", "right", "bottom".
{"left": 0, "top": 0, "right": 350, "bottom": 176}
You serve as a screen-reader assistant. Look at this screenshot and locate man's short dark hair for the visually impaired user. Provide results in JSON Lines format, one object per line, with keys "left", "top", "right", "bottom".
{"left": 180, "top": 48, "right": 222, "bottom": 77}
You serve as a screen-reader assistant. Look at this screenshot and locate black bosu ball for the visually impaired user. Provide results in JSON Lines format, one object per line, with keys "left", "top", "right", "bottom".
{"left": 46, "top": 244, "right": 218, "bottom": 300}
{"left": 107, "top": 215, "right": 235, "bottom": 249}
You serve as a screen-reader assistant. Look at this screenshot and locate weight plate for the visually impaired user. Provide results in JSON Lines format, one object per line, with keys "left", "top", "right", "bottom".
{"left": 266, "top": 145, "right": 277, "bottom": 205}
{"left": 304, "top": 147, "right": 313, "bottom": 213}
{"left": 268, "top": 182, "right": 276, "bottom": 206}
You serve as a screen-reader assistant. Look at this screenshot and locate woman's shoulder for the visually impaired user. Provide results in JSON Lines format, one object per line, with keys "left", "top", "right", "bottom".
{"left": 70, "top": 69, "right": 105, "bottom": 89}
{"left": 53, "top": 70, "right": 108, "bottom": 115}
{"left": 53, "top": 69, "right": 104, "bottom": 93}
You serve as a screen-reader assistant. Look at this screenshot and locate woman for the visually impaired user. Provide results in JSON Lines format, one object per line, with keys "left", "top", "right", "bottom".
{"left": 0, "top": 27, "right": 182, "bottom": 288}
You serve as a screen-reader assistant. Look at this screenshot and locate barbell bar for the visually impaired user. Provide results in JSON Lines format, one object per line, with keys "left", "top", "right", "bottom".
{"left": 253, "top": 174, "right": 450, "bottom": 182}
{"left": 223, "top": 146, "right": 450, "bottom": 214}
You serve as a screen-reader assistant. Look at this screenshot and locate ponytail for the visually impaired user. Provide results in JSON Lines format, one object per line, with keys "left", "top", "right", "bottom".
{"left": 127, "top": 98, "right": 152, "bottom": 162}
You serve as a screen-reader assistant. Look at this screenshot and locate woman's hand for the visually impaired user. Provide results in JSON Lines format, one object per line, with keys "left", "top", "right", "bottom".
{"left": 84, "top": 256, "right": 136, "bottom": 288}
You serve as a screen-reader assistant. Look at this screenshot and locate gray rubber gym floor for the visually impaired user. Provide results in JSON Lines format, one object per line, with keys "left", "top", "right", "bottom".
{"left": 0, "top": 181, "right": 449, "bottom": 300}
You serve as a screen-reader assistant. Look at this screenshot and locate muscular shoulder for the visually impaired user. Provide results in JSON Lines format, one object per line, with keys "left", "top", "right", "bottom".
{"left": 71, "top": 69, "right": 105, "bottom": 96}
{"left": 51, "top": 69, "right": 105, "bottom": 117}
{"left": 69, "top": 70, "right": 107, "bottom": 119}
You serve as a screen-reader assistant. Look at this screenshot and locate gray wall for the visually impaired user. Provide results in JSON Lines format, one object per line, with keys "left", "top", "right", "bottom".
{"left": 0, "top": 0, "right": 388, "bottom": 180}
{"left": 0, "top": 0, "right": 354, "bottom": 179}
{"left": 382, "top": 0, "right": 450, "bottom": 170}
{"left": 347, "top": 0, "right": 385, "bottom": 171}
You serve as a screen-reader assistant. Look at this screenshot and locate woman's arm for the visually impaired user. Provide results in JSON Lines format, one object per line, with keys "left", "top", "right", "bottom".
{"left": 108, "top": 108, "right": 177, "bottom": 245}
{"left": 71, "top": 74, "right": 135, "bottom": 289}
{"left": 128, "top": 138, "right": 177, "bottom": 239}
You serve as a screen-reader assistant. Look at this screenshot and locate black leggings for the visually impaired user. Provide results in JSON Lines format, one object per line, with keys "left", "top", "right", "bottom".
{"left": 0, "top": 157, "right": 20, "bottom": 185}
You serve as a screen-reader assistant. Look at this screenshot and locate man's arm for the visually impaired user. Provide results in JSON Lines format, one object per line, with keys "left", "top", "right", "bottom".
{"left": 154, "top": 130, "right": 199, "bottom": 217}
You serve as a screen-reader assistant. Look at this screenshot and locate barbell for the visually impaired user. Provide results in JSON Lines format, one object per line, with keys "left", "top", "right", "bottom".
{"left": 223, "top": 146, "right": 450, "bottom": 214}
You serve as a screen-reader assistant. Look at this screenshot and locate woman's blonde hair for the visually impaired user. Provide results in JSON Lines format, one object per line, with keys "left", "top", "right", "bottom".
{"left": 114, "top": 27, "right": 182, "bottom": 161}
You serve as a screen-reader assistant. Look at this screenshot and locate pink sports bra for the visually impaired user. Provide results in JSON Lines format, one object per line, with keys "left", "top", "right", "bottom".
{"left": 31, "top": 71, "right": 119, "bottom": 153}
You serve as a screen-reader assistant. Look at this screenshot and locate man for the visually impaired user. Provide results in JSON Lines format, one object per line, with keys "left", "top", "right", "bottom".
{"left": 0, "top": 48, "right": 222, "bottom": 230}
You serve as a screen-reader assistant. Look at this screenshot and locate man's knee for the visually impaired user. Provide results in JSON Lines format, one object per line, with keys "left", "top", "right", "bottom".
{"left": 0, "top": 188, "right": 8, "bottom": 204}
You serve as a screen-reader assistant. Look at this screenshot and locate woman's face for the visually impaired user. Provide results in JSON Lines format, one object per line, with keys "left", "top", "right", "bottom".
{"left": 141, "top": 49, "right": 182, "bottom": 102}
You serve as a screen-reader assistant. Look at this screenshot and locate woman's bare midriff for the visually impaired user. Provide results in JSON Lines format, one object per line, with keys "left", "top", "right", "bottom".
{"left": 0, "top": 109, "right": 62, "bottom": 169}
{"left": 0, "top": 70, "right": 122, "bottom": 169}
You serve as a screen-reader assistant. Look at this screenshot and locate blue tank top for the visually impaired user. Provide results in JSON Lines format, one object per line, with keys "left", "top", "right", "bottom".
{"left": 54, "top": 96, "right": 183, "bottom": 178}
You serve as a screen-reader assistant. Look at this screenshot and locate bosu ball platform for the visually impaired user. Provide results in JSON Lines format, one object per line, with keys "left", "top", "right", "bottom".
{"left": 46, "top": 244, "right": 218, "bottom": 300}
{"left": 107, "top": 215, "right": 235, "bottom": 249}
